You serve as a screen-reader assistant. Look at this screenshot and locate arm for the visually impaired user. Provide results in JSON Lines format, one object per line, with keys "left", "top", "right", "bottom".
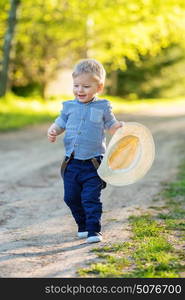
{"left": 47, "top": 123, "right": 65, "bottom": 143}
{"left": 103, "top": 101, "right": 124, "bottom": 135}
{"left": 48, "top": 101, "right": 68, "bottom": 143}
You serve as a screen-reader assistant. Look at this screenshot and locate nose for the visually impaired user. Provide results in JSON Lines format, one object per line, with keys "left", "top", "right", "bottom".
{"left": 78, "top": 85, "right": 84, "bottom": 92}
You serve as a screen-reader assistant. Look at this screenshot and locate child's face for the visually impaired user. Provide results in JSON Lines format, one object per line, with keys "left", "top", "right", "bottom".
{"left": 73, "top": 73, "right": 103, "bottom": 103}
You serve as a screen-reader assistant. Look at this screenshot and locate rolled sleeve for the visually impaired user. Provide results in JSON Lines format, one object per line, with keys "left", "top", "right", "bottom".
{"left": 103, "top": 102, "right": 117, "bottom": 129}
{"left": 55, "top": 102, "right": 68, "bottom": 129}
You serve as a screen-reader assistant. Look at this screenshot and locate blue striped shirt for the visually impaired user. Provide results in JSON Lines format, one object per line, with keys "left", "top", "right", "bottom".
{"left": 55, "top": 97, "right": 118, "bottom": 159}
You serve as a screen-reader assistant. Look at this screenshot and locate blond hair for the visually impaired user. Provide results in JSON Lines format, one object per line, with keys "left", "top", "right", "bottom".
{"left": 72, "top": 59, "right": 106, "bottom": 85}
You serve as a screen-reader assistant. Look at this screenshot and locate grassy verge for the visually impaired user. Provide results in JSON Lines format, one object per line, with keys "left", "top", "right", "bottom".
{"left": 106, "top": 95, "right": 185, "bottom": 114}
{"left": 0, "top": 93, "right": 184, "bottom": 132}
{"left": 0, "top": 93, "right": 60, "bottom": 132}
{"left": 78, "top": 159, "right": 185, "bottom": 278}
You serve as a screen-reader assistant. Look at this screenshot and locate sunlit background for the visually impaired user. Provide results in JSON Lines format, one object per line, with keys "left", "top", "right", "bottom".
{"left": 0, "top": 0, "right": 185, "bottom": 130}
{"left": 0, "top": 1, "right": 185, "bottom": 280}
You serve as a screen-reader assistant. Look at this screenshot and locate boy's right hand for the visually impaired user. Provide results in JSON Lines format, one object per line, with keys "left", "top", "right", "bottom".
{"left": 47, "top": 128, "right": 57, "bottom": 143}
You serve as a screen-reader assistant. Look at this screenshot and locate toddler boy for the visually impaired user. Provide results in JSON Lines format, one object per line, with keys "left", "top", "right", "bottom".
{"left": 47, "top": 59, "right": 122, "bottom": 243}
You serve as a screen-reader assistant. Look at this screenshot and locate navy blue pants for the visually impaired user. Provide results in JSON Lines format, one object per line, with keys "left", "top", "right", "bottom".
{"left": 62, "top": 157, "right": 103, "bottom": 233}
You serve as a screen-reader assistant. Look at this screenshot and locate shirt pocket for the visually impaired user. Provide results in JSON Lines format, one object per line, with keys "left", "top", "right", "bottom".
{"left": 90, "top": 108, "right": 103, "bottom": 123}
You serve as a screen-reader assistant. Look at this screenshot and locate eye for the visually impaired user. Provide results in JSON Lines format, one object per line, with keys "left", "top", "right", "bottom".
{"left": 74, "top": 84, "right": 78, "bottom": 88}
{"left": 84, "top": 85, "right": 90, "bottom": 88}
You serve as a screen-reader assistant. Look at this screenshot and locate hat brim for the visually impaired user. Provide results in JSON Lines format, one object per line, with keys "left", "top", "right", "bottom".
{"left": 97, "top": 122, "right": 155, "bottom": 186}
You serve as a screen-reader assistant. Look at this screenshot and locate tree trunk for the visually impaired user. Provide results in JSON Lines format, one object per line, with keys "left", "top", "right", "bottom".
{"left": 110, "top": 70, "right": 118, "bottom": 95}
{"left": 0, "top": 0, "right": 20, "bottom": 98}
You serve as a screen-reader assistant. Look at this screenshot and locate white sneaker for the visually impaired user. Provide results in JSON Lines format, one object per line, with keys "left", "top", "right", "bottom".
{"left": 77, "top": 231, "right": 88, "bottom": 238}
{"left": 86, "top": 232, "right": 102, "bottom": 243}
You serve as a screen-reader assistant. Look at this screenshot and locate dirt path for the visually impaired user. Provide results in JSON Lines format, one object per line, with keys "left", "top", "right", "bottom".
{"left": 0, "top": 107, "right": 185, "bottom": 278}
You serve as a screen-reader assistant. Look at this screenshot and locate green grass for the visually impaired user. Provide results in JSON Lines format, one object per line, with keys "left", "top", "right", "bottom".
{"left": 106, "top": 95, "right": 185, "bottom": 113}
{"left": 78, "top": 158, "right": 185, "bottom": 278}
{"left": 0, "top": 92, "right": 184, "bottom": 131}
{"left": 0, "top": 93, "right": 60, "bottom": 131}
{"left": 78, "top": 215, "right": 184, "bottom": 278}
{"left": 157, "top": 160, "right": 185, "bottom": 240}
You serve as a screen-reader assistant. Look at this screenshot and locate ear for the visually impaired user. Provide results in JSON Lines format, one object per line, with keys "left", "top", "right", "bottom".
{"left": 97, "top": 83, "right": 104, "bottom": 93}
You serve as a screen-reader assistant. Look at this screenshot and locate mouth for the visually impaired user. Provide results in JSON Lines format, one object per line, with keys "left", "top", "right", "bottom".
{"left": 78, "top": 95, "right": 86, "bottom": 99}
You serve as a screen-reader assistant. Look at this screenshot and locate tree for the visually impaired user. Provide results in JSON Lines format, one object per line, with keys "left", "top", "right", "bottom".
{"left": 9, "top": 0, "right": 96, "bottom": 98}
{"left": 89, "top": 0, "right": 185, "bottom": 70}
{"left": 0, "top": 0, "right": 20, "bottom": 97}
{"left": 1, "top": 0, "right": 185, "bottom": 98}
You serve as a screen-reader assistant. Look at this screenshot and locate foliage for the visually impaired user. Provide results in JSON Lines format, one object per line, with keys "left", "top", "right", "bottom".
{"left": 0, "top": 0, "right": 9, "bottom": 45}
{"left": 115, "top": 45, "right": 185, "bottom": 98}
{"left": 90, "top": 0, "right": 185, "bottom": 70}
{"left": 1, "top": 0, "right": 185, "bottom": 96}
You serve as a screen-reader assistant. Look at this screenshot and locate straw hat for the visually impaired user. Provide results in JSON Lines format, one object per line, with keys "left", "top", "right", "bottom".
{"left": 97, "top": 122, "right": 155, "bottom": 186}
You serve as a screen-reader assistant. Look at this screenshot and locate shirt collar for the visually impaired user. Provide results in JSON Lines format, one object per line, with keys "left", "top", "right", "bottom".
{"left": 76, "top": 96, "right": 98, "bottom": 105}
